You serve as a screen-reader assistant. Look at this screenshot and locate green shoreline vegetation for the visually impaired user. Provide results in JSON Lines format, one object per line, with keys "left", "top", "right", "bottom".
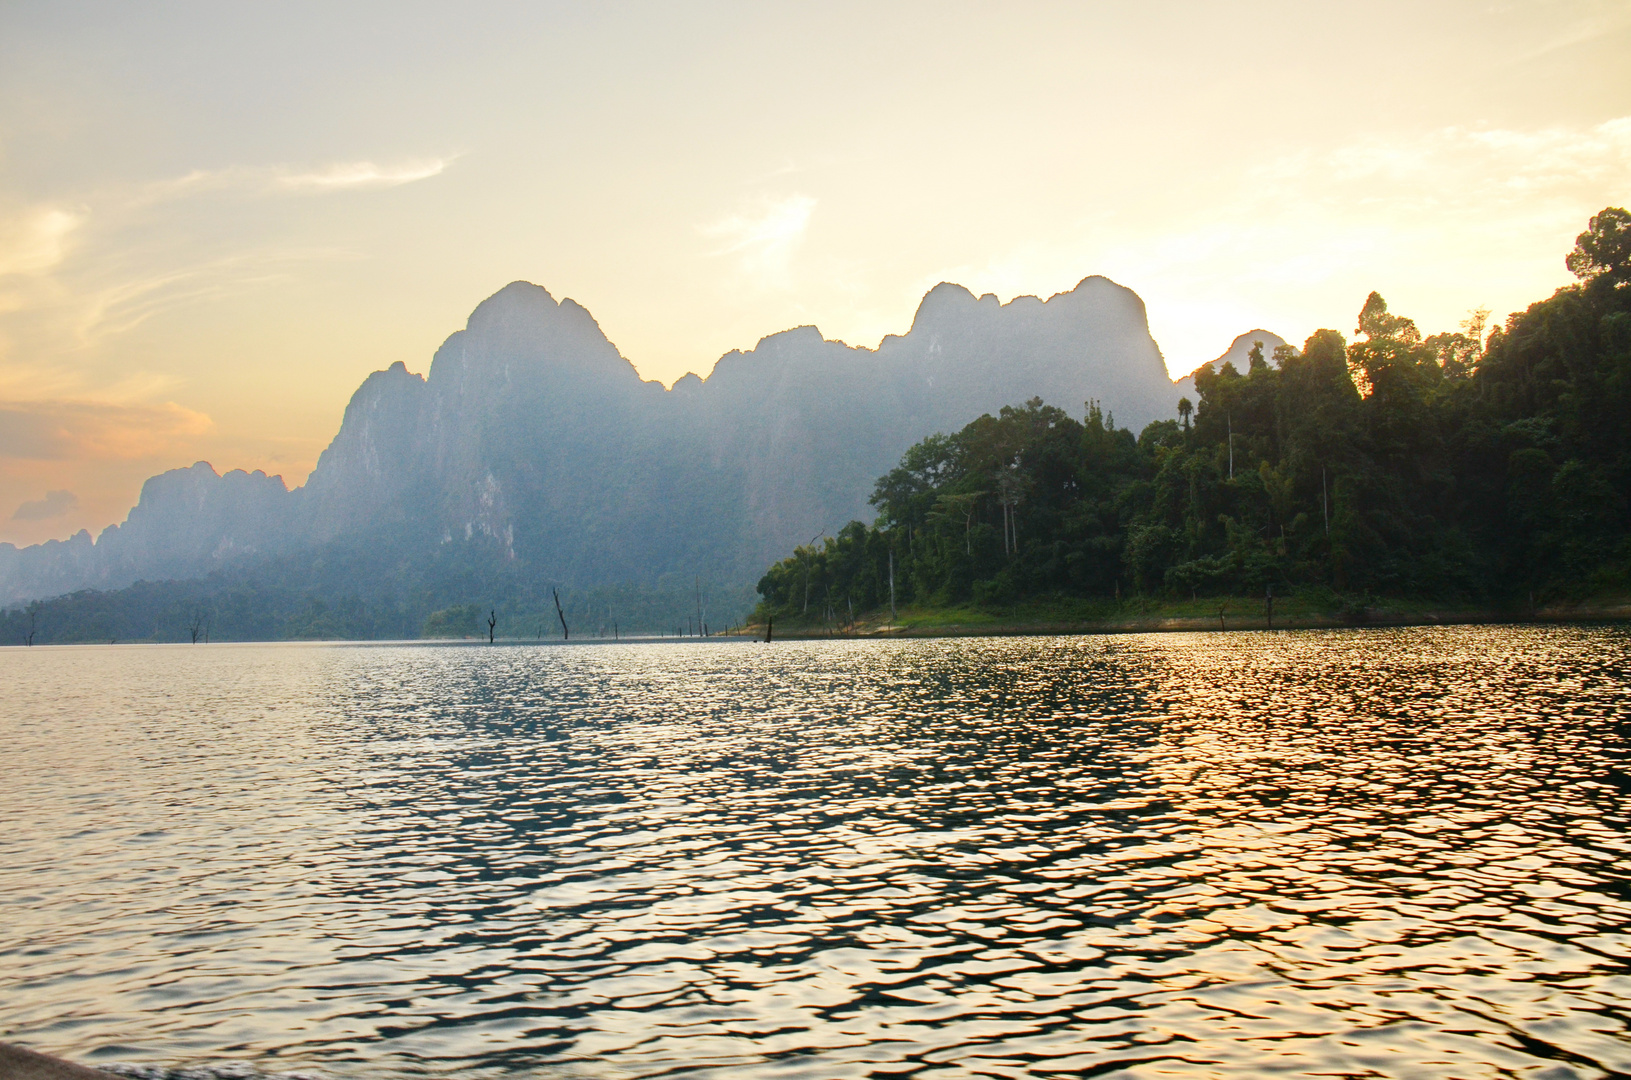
{"left": 749, "top": 209, "right": 1631, "bottom": 637}
{"left": 737, "top": 593, "right": 1631, "bottom": 640}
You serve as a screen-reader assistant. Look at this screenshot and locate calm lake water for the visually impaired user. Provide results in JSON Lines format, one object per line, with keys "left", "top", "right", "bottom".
{"left": 3, "top": 627, "right": 1631, "bottom": 1079}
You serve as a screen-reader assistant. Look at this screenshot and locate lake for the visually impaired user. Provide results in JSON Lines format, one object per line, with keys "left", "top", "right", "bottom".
{"left": 3, "top": 626, "right": 1630, "bottom": 1079}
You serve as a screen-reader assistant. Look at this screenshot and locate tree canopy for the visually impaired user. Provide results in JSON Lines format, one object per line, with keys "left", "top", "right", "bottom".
{"left": 756, "top": 208, "right": 1631, "bottom": 622}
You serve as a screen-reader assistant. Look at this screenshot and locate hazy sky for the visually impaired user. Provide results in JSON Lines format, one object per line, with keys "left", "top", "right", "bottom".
{"left": 2, "top": 0, "right": 1628, "bottom": 545}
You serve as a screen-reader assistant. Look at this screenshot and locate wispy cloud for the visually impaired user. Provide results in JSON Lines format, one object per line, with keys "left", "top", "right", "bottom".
{"left": 141, "top": 156, "right": 457, "bottom": 203}
{"left": 0, "top": 399, "right": 213, "bottom": 461}
{"left": 0, "top": 153, "right": 448, "bottom": 366}
{"left": 0, "top": 352, "right": 186, "bottom": 404}
{"left": 700, "top": 194, "right": 817, "bottom": 285}
{"left": 274, "top": 159, "right": 452, "bottom": 191}
{"left": 74, "top": 247, "right": 357, "bottom": 344}
{"left": 0, "top": 206, "right": 85, "bottom": 278}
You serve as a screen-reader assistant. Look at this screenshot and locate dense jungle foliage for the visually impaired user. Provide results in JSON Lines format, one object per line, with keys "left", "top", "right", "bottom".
{"left": 756, "top": 208, "right": 1631, "bottom": 623}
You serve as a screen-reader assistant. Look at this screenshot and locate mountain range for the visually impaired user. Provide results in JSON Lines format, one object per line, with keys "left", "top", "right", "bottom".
{"left": 1, "top": 276, "right": 1230, "bottom": 610}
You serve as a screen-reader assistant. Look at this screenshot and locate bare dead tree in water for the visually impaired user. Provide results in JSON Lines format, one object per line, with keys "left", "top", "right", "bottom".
{"left": 25, "top": 606, "right": 37, "bottom": 646}
{"left": 488, "top": 610, "right": 496, "bottom": 643}
{"left": 764, "top": 616, "right": 772, "bottom": 643}
{"left": 189, "top": 610, "right": 205, "bottom": 644}
{"left": 889, "top": 547, "right": 896, "bottom": 623}
{"left": 553, "top": 588, "right": 569, "bottom": 640}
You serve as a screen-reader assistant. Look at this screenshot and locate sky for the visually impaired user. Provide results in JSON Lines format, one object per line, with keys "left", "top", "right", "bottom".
{"left": 1, "top": 0, "right": 1628, "bottom": 546}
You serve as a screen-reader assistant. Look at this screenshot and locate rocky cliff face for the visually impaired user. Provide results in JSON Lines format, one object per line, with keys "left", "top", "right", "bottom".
{"left": 652, "top": 275, "right": 1180, "bottom": 573}
{"left": 0, "top": 463, "right": 293, "bottom": 604}
{"left": 2, "top": 276, "right": 1204, "bottom": 606}
{"left": 107, "top": 462, "right": 295, "bottom": 577}
{"left": 300, "top": 361, "right": 428, "bottom": 540}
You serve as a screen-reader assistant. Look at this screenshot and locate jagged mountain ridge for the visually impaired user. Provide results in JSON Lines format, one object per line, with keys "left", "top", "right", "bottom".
{"left": 1, "top": 275, "right": 1205, "bottom": 607}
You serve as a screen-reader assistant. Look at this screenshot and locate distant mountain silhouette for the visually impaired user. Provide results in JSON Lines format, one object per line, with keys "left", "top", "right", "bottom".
{"left": 1, "top": 277, "right": 1229, "bottom": 607}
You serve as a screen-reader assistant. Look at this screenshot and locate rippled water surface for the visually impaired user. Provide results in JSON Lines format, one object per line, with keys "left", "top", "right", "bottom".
{"left": 4, "top": 627, "right": 1631, "bottom": 1079}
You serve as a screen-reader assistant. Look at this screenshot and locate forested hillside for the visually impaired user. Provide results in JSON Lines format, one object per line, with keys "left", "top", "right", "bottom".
{"left": 755, "top": 208, "right": 1631, "bottom": 623}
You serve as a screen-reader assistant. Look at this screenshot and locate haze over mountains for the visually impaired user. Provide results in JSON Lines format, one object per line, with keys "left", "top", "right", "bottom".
{"left": 1, "top": 276, "right": 1215, "bottom": 609}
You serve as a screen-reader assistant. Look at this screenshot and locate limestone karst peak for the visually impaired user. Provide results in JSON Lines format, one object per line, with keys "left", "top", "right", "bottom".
{"left": 466, "top": 281, "right": 558, "bottom": 331}
{"left": 909, "top": 282, "right": 981, "bottom": 333}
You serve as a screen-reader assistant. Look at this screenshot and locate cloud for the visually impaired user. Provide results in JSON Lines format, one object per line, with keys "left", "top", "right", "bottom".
{"left": 0, "top": 152, "right": 425, "bottom": 359}
{"left": 10, "top": 488, "right": 77, "bottom": 521}
{"left": 0, "top": 206, "right": 84, "bottom": 278}
{"left": 274, "top": 159, "right": 452, "bottom": 191}
{"left": 144, "top": 157, "right": 456, "bottom": 202}
{"left": 0, "top": 354, "right": 185, "bottom": 404}
{"left": 72, "top": 246, "right": 359, "bottom": 344}
{"left": 700, "top": 194, "right": 817, "bottom": 284}
{"left": 0, "top": 399, "right": 213, "bottom": 461}
{"left": 0, "top": 156, "right": 449, "bottom": 347}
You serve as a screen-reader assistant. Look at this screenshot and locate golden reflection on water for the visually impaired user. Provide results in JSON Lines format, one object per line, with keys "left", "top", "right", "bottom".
{"left": 2, "top": 627, "right": 1630, "bottom": 1079}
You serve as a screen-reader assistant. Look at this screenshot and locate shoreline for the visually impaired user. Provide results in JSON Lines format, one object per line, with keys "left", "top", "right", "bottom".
{"left": 7, "top": 602, "right": 1627, "bottom": 647}
{"left": 736, "top": 598, "right": 1631, "bottom": 640}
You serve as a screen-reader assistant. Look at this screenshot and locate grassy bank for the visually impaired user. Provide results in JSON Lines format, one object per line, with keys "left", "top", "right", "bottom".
{"left": 738, "top": 591, "right": 1631, "bottom": 639}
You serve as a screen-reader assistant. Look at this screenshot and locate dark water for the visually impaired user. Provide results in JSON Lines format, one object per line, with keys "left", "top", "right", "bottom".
{"left": 3, "top": 626, "right": 1631, "bottom": 1079}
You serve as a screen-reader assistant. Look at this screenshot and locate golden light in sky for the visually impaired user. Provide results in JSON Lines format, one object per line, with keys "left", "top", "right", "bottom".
{"left": 1, "top": 0, "right": 1628, "bottom": 545}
